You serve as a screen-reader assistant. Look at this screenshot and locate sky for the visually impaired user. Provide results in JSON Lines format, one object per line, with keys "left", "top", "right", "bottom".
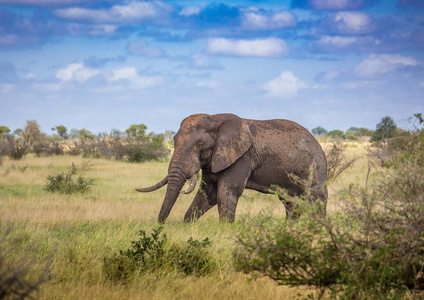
{"left": 0, "top": 0, "right": 423, "bottom": 135}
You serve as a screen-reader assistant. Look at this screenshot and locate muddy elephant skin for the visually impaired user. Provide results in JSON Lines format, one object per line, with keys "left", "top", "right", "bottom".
{"left": 136, "top": 113, "right": 327, "bottom": 223}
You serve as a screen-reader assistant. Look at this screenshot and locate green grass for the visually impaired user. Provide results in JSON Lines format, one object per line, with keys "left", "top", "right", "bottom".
{"left": 0, "top": 145, "right": 369, "bottom": 299}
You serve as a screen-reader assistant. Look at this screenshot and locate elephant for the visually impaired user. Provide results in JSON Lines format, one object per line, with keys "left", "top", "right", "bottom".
{"left": 136, "top": 113, "right": 327, "bottom": 223}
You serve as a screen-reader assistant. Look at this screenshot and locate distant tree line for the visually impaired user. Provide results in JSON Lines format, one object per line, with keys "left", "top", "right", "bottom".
{"left": 311, "top": 116, "right": 405, "bottom": 142}
{"left": 0, "top": 121, "right": 173, "bottom": 164}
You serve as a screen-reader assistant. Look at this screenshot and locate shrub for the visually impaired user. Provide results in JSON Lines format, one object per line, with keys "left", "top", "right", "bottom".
{"left": 327, "top": 130, "right": 345, "bottom": 140}
{"left": 169, "top": 237, "right": 215, "bottom": 276}
{"left": 33, "top": 141, "right": 64, "bottom": 156}
{"left": 103, "top": 227, "right": 216, "bottom": 282}
{"left": 45, "top": 164, "right": 94, "bottom": 194}
{"left": 324, "top": 142, "right": 358, "bottom": 183}
{"left": 9, "top": 142, "right": 29, "bottom": 160}
{"left": 234, "top": 126, "right": 424, "bottom": 299}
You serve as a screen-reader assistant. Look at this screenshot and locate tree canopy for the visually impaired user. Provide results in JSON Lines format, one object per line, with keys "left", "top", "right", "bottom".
{"left": 371, "top": 116, "right": 397, "bottom": 142}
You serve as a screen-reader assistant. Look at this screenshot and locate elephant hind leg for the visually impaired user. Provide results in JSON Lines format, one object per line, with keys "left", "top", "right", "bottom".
{"left": 184, "top": 182, "right": 217, "bottom": 222}
{"left": 311, "top": 184, "right": 328, "bottom": 216}
{"left": 278, "top": 184, "right": 327, "bottom": 220}
{"left": 279, "top": 191, "right": 301, "bottom": 220}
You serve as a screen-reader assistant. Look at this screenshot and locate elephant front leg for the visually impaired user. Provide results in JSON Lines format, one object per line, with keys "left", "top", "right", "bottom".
{"left": 217, "top": 162, "right": 251, "bottom": 223}
{"left": 184, "top": 181, "right": 217, "bottom": 222}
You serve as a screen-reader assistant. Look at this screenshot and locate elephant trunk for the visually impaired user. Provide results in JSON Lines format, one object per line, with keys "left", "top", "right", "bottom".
{"left": 158, "top": 168, "right": 188, "bottom": 223}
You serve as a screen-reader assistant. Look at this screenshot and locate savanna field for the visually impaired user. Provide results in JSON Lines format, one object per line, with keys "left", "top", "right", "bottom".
{"left": 0, "top": 141, "right": 371, "bottom": 300}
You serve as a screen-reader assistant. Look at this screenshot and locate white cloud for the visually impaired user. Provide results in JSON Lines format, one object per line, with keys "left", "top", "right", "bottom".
{"left": 242, "top": 9, "right": 296, "bottom": 30}
{"left": 55, "top": 1, "right": 172, "bottom": 24}
{"left": 327, "top": 12, "right": 375, "bottom": 34}
{"left": 263, "top": 71, "right": 308, "bottom": 98}
{"left": 127, "top": 40, "right": 166, "bottom": 58}
{"left": 355, "top": 54, "right": 420, "bottom": 78}
{"left": 207, "top": 38, "right": 288, "bottom": 57}
{"left": 316, "top": 36, "right": 358, "bottom": 48}
{"left": 179, "top": 6, "right": 201, "bottom": 16}
{"left": 89, "top": 24, "right": 118, "bottom": 35}
{"left": 54, "top": 63, "right": 163, "bottom": 91}
{"left": 56, "top": 63, "right": 99, "bottom": 83}
{"left": 108, "top": 67, "right": 164, "bottom": 90}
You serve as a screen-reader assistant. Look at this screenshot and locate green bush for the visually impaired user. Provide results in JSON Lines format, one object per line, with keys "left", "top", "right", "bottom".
{"left": 234, "top": 124, "right": 424, "bottom": 299}
{"left": 9, "top": 143, "right": 29, "bottom": 160}
{"left": 45, "top": 164, "right": 94, "bottom": 194}
{"left": 103, "top": 227, "right": 216, "bottom": 282}
{"left": 169, "top": 237, "right": 215, "bottom": 276}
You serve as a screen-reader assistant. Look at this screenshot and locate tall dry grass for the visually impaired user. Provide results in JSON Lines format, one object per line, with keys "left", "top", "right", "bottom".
{"left": 0, "top": 143, "right": 367, "bottom": 299}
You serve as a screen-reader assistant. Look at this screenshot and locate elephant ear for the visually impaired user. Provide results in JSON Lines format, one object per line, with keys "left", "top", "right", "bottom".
{"left": 210, "top": 115, "right": 253, "bottom": 173}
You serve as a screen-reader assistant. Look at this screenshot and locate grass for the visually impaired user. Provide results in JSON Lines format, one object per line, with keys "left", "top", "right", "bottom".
{"left": 0, "top": 143, "right": 368, "bottom": 299}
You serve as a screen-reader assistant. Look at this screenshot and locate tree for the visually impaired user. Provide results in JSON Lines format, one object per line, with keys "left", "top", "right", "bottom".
{"left": 345, "top": 127, "right": 358, "bottom": 134}
{"left": 110, "top": 129, "right": 122, "bottom": 138}
{"left": 327, "top": 130, "right": 345, "bottom": 139}
{"left": 371, "top": 116, "right": 397, "bottom": 142}
{"left": 52, "top": 125, "right": 67, "bottom": 140}
{"left": 13, "top": 129, "right": 23, "bottom": 137}
{"left": 22, "top": 120, "right": 43, "bottom": 148}
{"left": 311, "top": 126, "right": 327, "bottom": 136}
{"left": 0, "top": 126, "right": 10, "bottom": 135}
{"left": 78, "top": 129, "right": 95, "bottom": 140}
{"left": 68, "top": 129, "right": 80, "bottom": 139}
{"left": 126, "top": 124, "right": 147, "bottom": 138}
{"left": 356, "top": 127, "right": 374, "bottom": 137}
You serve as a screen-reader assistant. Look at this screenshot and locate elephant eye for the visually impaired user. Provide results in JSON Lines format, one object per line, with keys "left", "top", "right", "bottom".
{"left": 198, "top": 141, "right": 205, "bottom": 148}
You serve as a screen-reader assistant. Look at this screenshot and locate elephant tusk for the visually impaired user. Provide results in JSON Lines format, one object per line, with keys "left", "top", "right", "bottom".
{"left": 135, "top": 176, "right": 168, "bottom": 192}
{"left": 180, "top": 173, "right": 198, "bottom": 194}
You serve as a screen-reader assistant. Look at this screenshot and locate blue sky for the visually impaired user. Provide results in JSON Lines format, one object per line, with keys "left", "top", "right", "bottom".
{"left": 0, "top": 0, "right": 423, "bottom": 134}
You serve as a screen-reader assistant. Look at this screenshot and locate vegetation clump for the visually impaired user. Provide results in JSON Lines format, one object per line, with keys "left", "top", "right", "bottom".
{"left": 103, "top": 227, "right": 216, "bottom": 281}
{"left": 45, "top": 164, "right": 94, "bottom": 194}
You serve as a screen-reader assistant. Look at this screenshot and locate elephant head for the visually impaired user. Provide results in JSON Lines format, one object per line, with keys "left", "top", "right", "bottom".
{"left": 136, "top": 113, "right": 253, "bottom": 223}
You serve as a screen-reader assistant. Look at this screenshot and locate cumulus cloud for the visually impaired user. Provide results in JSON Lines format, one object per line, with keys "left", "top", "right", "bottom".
{"left": 206, "top": 38, "right": 289, "bottom": 57}
{"left": 263, "top": 71, "right": 308, "bottom": 98}
{"left": 54, "top": 1, "right": 173, "bottom": 24}
{"left": 241, "top": 8, "right": 296, "bottom": 30}
{"left": 322, "top": 12, "right": 376, "bottom": 35}
{"left": 105, "top": 67, "right": 163, "bottom": 90}
{"left": 56, "top": 63, "right": 99, "bottom": 83}
{"left": 126, "top": 40, "right": 167, "bottom": 58}
{"left": 55, "top": 63, "right": 163, "bottom": 90}
{"left": 355, "top": 54, "right": 420, "bottom": 78}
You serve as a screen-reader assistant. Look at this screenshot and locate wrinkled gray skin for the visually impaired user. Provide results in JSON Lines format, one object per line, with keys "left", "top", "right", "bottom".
{"left": 136, "top": 113, "right": 327, "bottom": 223}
